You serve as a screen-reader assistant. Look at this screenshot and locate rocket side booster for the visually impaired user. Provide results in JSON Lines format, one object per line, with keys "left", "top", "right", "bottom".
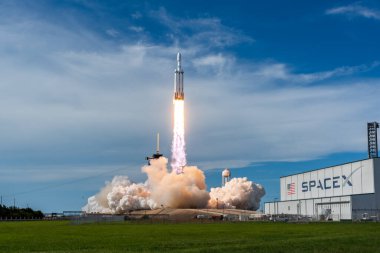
{"left": 174, "top": 52, "right": 184, "bottom": 100}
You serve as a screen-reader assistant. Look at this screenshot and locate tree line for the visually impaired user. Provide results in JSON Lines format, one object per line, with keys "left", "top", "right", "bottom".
{"left": 0, "top": 204, "right": 44, "bottom": 219}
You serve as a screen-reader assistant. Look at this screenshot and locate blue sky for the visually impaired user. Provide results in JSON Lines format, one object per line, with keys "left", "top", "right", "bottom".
{"left": 0, "top": 0, "right": 380, "bottom": 212}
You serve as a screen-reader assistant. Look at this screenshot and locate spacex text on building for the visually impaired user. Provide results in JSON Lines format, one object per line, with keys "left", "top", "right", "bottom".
{"left": 301, "top": 175, "right": 352, "bottom": 192}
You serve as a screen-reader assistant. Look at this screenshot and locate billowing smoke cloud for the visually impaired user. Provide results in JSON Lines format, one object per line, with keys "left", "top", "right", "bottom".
{"left": 83, "top": 157, "right": 265, "bottom": 213}
{"left": 208, "top": 178, "right": 265, "bottom": 210}
{"left": 143, "top": 157, "right": 209, "bottom": 208}
{"left": 84, "top": 177, "right": 154, "bottom": 213}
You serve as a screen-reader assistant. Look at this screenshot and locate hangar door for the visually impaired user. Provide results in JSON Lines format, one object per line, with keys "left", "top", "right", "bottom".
{"left": 316, "top": 201, "right": 351, "bottom": 221}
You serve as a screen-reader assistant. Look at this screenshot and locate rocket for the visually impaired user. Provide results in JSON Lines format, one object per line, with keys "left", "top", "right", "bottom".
{"left": 174, "top": 52, "right": 184, "bottom": 100}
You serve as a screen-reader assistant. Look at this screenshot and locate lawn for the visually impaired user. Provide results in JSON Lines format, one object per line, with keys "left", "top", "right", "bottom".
{"left": 0, "top": 221, "right": 379, "bottom": 253}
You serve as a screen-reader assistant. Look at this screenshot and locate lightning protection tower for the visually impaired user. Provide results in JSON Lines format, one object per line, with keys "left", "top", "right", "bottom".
{"left": 368, "top": 122, "right": 379, "bottom": 158}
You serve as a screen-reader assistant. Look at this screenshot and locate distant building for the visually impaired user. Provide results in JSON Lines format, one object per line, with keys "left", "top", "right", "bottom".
{"left": 265, "top": 158, "right": 380, "bottom": 221}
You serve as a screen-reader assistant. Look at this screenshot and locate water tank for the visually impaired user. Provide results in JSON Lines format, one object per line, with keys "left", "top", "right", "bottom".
{"left": 222, "top": 169, "right": 231, "bottom": 178}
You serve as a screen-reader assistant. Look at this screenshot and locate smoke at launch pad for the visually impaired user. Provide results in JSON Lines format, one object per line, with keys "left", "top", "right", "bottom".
{"left": 83, "top": 157, "right": 265, "bottom": 213}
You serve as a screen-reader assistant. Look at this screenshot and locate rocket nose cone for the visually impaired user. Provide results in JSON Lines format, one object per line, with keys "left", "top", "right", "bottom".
{"left": 177, "top": 52, "right": 181, "bottom": 62}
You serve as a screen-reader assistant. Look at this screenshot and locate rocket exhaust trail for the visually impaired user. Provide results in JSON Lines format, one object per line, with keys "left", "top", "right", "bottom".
{"left": 172, "top": 100, "right": 186, "bottom": 174}
{"left": 171, "top": 52, "right": 187, "bottom": 174}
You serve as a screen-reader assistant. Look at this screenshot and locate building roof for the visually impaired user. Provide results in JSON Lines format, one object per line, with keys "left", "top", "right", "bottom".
{"left": 280, "top": 157, "right": 379, "bottom": 178}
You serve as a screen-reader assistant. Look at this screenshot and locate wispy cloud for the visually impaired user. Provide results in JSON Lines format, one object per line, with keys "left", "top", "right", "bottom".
{"left": 326, "top": 3, "right": 380, "bottom": 20}
{"left": 296, "top": 62, "right": 379, "bottom": 83}
{"left": 131, "top": 11, "right": 142, "bottom": 19}
{"left": 150, "top": 7, "right": 253, "bottom": 48}
{"left": 106, "top": 28, "right": 119, "bottom": 37}
{"left": 193, "top": 54, "right": 227, "bottom": 67}
{"left": 191, "top": 53, "right": 235, "bottom": 76}
{"left": 129, "top": 26, "right": 144, "bottom": 32}
{"left": 251, "top": 61, "right": 379, "bottom": 85}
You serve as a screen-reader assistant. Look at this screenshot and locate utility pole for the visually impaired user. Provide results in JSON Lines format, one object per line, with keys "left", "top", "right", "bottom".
{"left": 0, "top": 195, "right": 2, "bottom": 206}
{"left": 13, "top": 197, "right": 15, "bottom": 208}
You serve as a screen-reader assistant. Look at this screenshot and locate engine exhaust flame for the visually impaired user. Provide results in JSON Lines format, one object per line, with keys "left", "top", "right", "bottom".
{"left": 171, "top": 99, "right": 187, "bottom": 174}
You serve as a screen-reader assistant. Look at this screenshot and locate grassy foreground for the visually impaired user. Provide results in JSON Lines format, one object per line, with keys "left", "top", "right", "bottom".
{"left": 0, "top": 221, "right": 379, "bottom": 253}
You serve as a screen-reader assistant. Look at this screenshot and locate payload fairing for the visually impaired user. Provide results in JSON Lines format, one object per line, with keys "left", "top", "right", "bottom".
{"left": 174, "top": 52, "right": 184, "bottom": 100}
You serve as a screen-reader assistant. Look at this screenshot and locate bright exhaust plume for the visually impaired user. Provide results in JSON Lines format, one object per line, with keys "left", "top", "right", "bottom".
{"left": 171, "top": 100, "right": 187, "bottom": 174}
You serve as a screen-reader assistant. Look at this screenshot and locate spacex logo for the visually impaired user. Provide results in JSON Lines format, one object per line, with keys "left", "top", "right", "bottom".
{"left": 301, "top": 176, "right": 350, "bottom": 192}
{"left": 300, "top": 166, "right": 362, "bottom": 192}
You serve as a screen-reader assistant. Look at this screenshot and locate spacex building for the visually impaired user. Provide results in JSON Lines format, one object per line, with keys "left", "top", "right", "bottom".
{"left": 265, "top": 122, "right": 380, "bottom": 221}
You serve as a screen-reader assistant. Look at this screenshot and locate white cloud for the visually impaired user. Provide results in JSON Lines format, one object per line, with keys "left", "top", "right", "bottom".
{"left": 326, "top": 3, "right": 380, "bottom": 20}
{"left": 191, "top": 53, "right": 234, "bottom": 75}
{"left": 131, "top": 11, "right": 142, "bottom": 19}
{"left": 129, "top": 26, "right": 144, "bottom": 32}
{"left": 151, "top": 7, "right": 253, "bottom": 48}
{"left": 193, "top": 54, "right": 227, "bottom": 67}
{"left": 0, "top": 2, "right": 378, "bottom": 178}
{"left": 296, "top": 62, "right": 379, "bottom": 82}
{"left": 194, "top": 160, "right": 252, "bottom": 171}
{"left": 233, "top": 61, "right": 379, "bottom": 88}
{"left": 186, "top": 80, "right": 379, "bottom": 163}
{"left": 0, "top": 165, "right": 136, "bottom": 182}
{"left": 106, "top": 28, "right": 119, "bottom": 37}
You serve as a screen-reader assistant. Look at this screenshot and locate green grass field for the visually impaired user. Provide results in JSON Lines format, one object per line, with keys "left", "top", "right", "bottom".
{"left": 0, "top": 221, "right": 379, "bottom": 253}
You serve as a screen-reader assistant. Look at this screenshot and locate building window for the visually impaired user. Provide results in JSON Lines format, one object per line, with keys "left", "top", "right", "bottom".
{"left": 288, "top": 206, "right": 290, "bottom": 211}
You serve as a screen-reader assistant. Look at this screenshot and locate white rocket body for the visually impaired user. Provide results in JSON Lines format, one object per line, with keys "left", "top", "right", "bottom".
{"left": 174, "top": 52, "right": 184, "bottom": 100}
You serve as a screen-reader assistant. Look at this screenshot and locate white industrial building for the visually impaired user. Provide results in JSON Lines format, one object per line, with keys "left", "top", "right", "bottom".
{"left": 265, "top": 158, "right": 380, "bottom": 221}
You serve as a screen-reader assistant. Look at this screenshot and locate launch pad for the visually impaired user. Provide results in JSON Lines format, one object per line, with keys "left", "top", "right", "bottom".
{"left": 146, "top": 133, "right": 163, "bottom": 165}
{"left": 76, "top": 208, "right": 263, "bottom": 223}
{"left": 130, "top": 208, "right": 262, "bottom": 221}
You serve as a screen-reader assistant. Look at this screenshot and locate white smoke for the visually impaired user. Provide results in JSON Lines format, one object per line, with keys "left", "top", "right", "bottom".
{"left": 83, "top": 157, "right": 265, "bottom": 213}
{"left": 82, "top": 176, "right": 155, "bottom": 213}
{"left": 143, "top": 157, "right": 210, "bottom": 209}
{"left": 208, "top": 178, "right": 265, "bottom": 210}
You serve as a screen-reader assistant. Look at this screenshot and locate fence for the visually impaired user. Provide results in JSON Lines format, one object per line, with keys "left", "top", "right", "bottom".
{"left": 352, "top": 209, "right": 380, "bottom": 221}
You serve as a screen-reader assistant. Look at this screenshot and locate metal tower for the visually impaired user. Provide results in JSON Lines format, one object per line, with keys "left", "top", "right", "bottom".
{"left": 368, "top": 122, "right": 379, "bottom": 158}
